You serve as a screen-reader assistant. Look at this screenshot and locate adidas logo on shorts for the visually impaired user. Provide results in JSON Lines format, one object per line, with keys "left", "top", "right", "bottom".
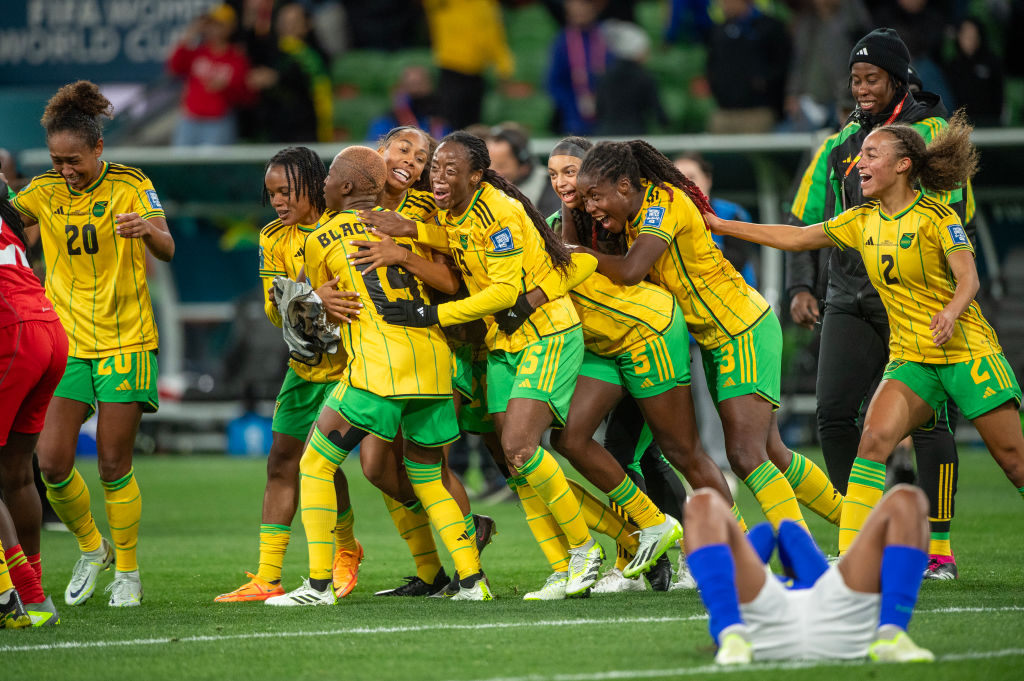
{"left": 116, "top": 379, "right": 133, "bottom": 391}
{"left": 640, "top": 378, "right": 654, "bottom": 389}
{"left": 983, "top": 386, "right": 996, "bottom": 398}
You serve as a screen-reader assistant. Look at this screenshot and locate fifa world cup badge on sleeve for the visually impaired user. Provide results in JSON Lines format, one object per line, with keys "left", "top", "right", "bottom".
{"left": 947, "top": 224, "right": 967, "bottom": 245}
{"left": 644, "top": 206, "right": 665, "bottom": 227}
{"left": 145, "top": 190, "right": 163, "bottom": 211}
{"left": 490, "top": 226, "right": 515, "bottom": 253}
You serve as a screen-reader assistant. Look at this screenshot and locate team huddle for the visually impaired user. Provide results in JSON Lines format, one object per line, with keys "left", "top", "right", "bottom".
{"left": 2, "top": 28, "right": 1024, "bottom": 669}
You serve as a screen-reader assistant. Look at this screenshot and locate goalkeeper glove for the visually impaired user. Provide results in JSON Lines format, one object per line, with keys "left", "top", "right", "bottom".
{"left": 381, "top": 299, "right": 440, "bottom": 327}
{"left": 494, "top": 292, "right": 536, "bottom": 335}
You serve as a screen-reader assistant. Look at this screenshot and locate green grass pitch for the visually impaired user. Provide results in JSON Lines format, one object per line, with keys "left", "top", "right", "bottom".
{"left": 4, "top": 448, "right": 1022, "bottom": 680}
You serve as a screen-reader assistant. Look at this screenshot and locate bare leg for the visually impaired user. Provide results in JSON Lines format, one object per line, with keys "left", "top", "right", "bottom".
{"left": 684, "top": 489, "right": 766, "bottom": 603}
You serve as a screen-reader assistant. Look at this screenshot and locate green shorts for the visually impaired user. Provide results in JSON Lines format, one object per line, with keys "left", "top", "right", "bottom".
{"left": 883, "top": 353, "right": 1022, "bottom": 420}
{"left": 54, "top": 351, "right": 159, "bottom": 420}
{"left": 487, "top": 327, "right": 584, "bottom": 426}
{"left": 273, "top": 367, "right": 337, "bottom": 441}
{"left": 701, "top": 312, "right": 782, "bottom": 408}
{"left": 579, "top": 312, "right": 691, "bottom": 398}
{"left": 454, "top": 345, "right": 494, "bottom": 434}
{"left": 325, "top": 383, "right": 460, "bottom": 448}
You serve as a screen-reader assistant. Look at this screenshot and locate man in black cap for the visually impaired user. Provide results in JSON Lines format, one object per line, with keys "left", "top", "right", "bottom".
{"left": 784, "top": 27, "right": 967, "bottom": 581}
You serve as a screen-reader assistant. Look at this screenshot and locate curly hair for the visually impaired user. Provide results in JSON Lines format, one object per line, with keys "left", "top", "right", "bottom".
{"left": 579, "top": 140, "right": 716, "bottom": 221}
{"left": 879, "top": 109, "right": 979, "bottom": 193}
{"left": 549, "top": 136, "right": 626, "bottom": 255}
{"left": 41, "top": 80, "right": 113, "bottom": 147}
{"left": 261, "top": 146, "right": 327, "bottom": 216}
{"left": 441, "top": 131, "right": 573, "bottom": 274}
{"left": 378, "top": 126, "right": 438, "bottom": 193}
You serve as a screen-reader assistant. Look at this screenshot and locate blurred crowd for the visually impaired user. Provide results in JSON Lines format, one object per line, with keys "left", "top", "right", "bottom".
{"left": 165, "top": 0, "right": 1024, "bottom": 147}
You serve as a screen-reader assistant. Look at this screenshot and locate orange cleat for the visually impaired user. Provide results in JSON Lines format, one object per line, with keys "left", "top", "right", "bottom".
{"left": 333, "top": 540, "right": 364, "bottom": 598}
{"left": 214, "top": 572, "right": 285, "bottom": 603}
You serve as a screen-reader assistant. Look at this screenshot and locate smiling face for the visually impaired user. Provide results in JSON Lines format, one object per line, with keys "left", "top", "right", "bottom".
{"left": 429, "top": 141, "right": 480, "bottom": 213}
{"left": 47, "top": 130, "right": 103, "bottom": 191}
{"left": 577, "top": 171, "right": 638, "bottom": 234}
{"left": 265, "top": 164, "right": 317, "bottom": 226}
{"left": 547, "top": 154, "right": 584, "bottom": 208}
{"left": 850, "top": 62, "right": 897, "bottom": 115}
{"left": 379, "top": 128, "right": 431, "bottom": 194}
{"left": 856, "top": 130, "right": 909, "bottom": 198}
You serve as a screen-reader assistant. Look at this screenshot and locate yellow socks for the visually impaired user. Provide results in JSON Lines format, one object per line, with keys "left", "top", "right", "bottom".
{"left": 744, "top": 461, "right": 808, "bottom": 530}
{"left": 257, "top": 524, "right": 290, "bottom": 584}
{"left": 383, "top": 493, "right": 442, "bottom": 583}
{"left": 0, "top": 539, "right": 12, "bottom": 594}
{"left": 784, "top": 451, "right": 843, "bottom": 526}
{"left": 839, "top": 457, "right": 886, "bottom": 554}
{"left": 566, "top": 479, "right": 638, "bottom": 560}
{"left": 731, "top": 503, "right": 749, "bottom": 532}
{"left": 45, "top": 468, "right": 103, "bottom": 554}
{"left": 405, "top": 459, "right": 480, "bottom": 578}
{"left": 518, "top": 447, "right": 591, "bottom": 548}
{"left": 334, "top": 507, "right": 357, "bottom": 553}
{"left": 101, "top": 469, "right": 142, "bottom": 572}
{"left": 299, "top": 427, "right": 351, "bottom": 580}
{"left": 514, "top": 476, "right": 570, "bottom": 572}
{"left": 606, "top": 475, "right": 666, "bottom": 529}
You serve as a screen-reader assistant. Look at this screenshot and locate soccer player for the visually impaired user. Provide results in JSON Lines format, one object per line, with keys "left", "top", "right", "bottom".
{"left": 12, "top": 81, "right": 175, "bottom": 607}
{"left": 575, "top": 141, "right": 839, "bottom": 531}
{"left": 685, "top": 485, "right": 934, "bottom": 664}
{"left": 706, "top": 111, "right": 1024, "bottom": 553}
{"left": 215, "top": 146, "right": 364, "bottom": 603}
{"left": 268, "top": 146, "right": 490, "bottom": 604}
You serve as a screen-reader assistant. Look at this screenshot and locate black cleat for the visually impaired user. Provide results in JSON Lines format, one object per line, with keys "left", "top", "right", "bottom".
{"left": 645, "top": 553, "right": 673, "bottom": 591}
{"left": 0, "top": 589, "right": 31, "bottom": 629}
{"left": 923, "top": 557, "right": 958, "bottom": 580}
{"left": 473, "top": 514, "right": 497, "bottom": 555}
{"left": 430, "top": 571, "right": 461, "bottom": 598}
{"left": 374, "top": 569, "right": 451, "bottom": 596}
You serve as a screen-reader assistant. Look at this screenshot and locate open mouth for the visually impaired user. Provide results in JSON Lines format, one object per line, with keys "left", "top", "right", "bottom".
{"left": 391, "top": 167, "right": 411, "bottom": 185}
{"left": 433, "top": 187, "right": 451, "bottom": 204}
{"left": 592, "top": 212, "right": 612, "bottom": 229}
{"left": 858, "top": 98, "right": 877, "bottom": 111}
{"left": 559, "top": 190, "right": 577, "bottom": 204}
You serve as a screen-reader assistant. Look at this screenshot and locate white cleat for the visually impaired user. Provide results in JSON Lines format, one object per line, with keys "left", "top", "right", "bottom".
{"left": 450, "top": 574, "right": 494, "bottom": 601}
{"left": 106, "top": 570, "right": 143, "bottom": 607}
{"left": 669, "top": 554, "right": 697, "bottom": 590}
{"left": 566, "top": 539, "right": 604, "bottom": 596}
{"left": 869, "top": 627, "right": 935, "bottom": 663}
{"left": 622, "top": 516, "right": 684, "bottom": 579}
{"left": 265, "top": 578, "right": 337, "bottom": 606}
{"left": 65, "top": 538, "right": 115, "bottom": 606}
{"left": 715, "top": 629, "right": 753, "bottom": 665}
{"left": 591, "top": 568, "right": 646, "bottom": 593}
{"left": 523, "top": 571, "right": 568, "bottom": 601}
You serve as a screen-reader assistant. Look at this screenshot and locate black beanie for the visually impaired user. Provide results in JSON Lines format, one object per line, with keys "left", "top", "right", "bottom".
{"left": 849, "top": 28, "right": 910, "bottom": 85}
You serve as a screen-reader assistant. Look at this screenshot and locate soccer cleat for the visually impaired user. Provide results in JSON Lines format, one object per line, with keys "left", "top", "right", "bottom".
{"left": 374, "top": 569, "right": 450, "bottom": 597}
{"left": 214, "top": 571, "right": 285, "bottom": 602}
{"left": 473, "top": 514, "right": 498, "bottom": 554}
{"left": 333, "top": 540, "right": 364, "bottom": 598}
{"left": 451, "top": 572, "right": 493, "bottom": 601}
{"left": 0, "top": 589, "right": 31, "bottom": 629}
{"left": 65, "top": 538, "right": 115, "bottom": 605}
{"left": 566, "top": 539, "right": 604, "bottom": 596}
{"left": 265, "top": 578, "right": 337, "bottom": 606}
{"left": 714, "top": 628, "right": 753, "bottom": 665}
{"left": 523, "top": 571, "right": 568, "bottom": 601}
{"left": 869, "top": 627, "right": 935, "bottom": 663}
{"left": 923, "top": 556, "right": 958, "bottom": 581}
{"left": 430, "top": 571, "right": 460, "bottom": 599}
{"left": 591, "top": 568, "right": 646, "bottom": 593}
{"left": 646, "top": 553, "right": 673, "bottom": 591}
{"left": 669, "top": 554, "right": 697, "bottom": 590}
{"left": 622, "top": 516, "right": 684, "bottom": 579}
{"left": 106, "top": 570, "right": 143, "bottom": 607}
{"left": 25, "top": 595, "right": 60, "bottom": 627}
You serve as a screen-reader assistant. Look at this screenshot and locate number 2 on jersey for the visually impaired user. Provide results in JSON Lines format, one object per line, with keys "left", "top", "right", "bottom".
{"left": 66, "top": 223, "right": 99, "bottom": 255}
{"left": 880, "top": 254, "right": 899, "bottom": 285}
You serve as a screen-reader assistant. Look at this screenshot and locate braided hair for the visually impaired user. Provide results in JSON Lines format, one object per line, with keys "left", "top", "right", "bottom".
{"left": 550, "top": 136, "right": 626, "bottom": 255}
{"left": 441, "top": 131, "right": 573, "bottom": 274}
{"left": 0, "top": 194, "right": 28, "bottom": 250}
{"left": 41, "top": 80, "right": 113, "bottom": 147}
{"left": 579, "top": 140, "right": 716, "bottom": 223}
{"left": 878, "top": 109, "right": 978, "bottom": 193}
{"left": 261, "top": 146, "right": 327, "bottom": 216}
{"left": 377, "top": 126, "right": 438, "bottom": 192}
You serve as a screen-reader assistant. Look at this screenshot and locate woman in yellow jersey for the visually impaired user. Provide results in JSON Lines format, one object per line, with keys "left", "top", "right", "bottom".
{"left": 12, "top": 81, "right": 174, "bottom": 607}
{"left": 705, "top": 111, "right": 1024, "bottom": 552}
{"left": 576, "top": 141, "right": 843, "bottom": 534}
{"left": 216, "top": 146, "right": 364, "bottom": 604}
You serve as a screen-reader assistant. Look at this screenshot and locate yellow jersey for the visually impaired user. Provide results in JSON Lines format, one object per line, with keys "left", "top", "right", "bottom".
{"left": 13, "top": 162, "right": 162, "bottom": 358}
{"left": 304, "top": 209, "right": 453, "bottom": 398}
{"left": 415, "top": 182, "right": 580, "bottom": 354}
{"left": 397, "top": 188, "right": 438, "bottom": 223}
{"left": 626, "top": 182, "right": 769, "bottom": 350}
{"left": 570, "top": 272, "right": 676, "bottom": 358}
{"left": 423, "top": 0, "right": 514, "bottom": 79}
{"left": 258, "top": 215, "right": 347, "bottom": 383}
{"left": 822, "top": 194, "right": 1001, "bottom": 364}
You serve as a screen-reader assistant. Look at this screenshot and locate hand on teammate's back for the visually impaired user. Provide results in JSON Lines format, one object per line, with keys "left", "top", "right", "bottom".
{"left": 357, "top": 210, "right": 417, "bottom": 238}
{"left": 347, "top": 230, "right": 407, "bottom": 271}
{"left": 316, "top": 276, "right": 362, "bottom": 324}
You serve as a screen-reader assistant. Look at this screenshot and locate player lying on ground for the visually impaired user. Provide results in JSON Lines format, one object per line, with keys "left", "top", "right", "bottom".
{"left": 686, "top": 485, "right": 934, "bottom": 664}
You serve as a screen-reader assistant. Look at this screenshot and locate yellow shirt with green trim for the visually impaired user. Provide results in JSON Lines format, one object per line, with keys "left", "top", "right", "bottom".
{"left": 570, "top": 272, "right": 676, "bottom": 358}
{"left": 415, "top": 182, "right": 580, "bottom": 354}
{"left": 12, "top": 162, "right": 162, "bottom": 358}
{"left": 259, "top": 214, "right": 346, "bottom": 383}
{"left": 822, "top": 193, "right": 1001, "bottom": 363}
{"left": 303, "top": 209, "right": 453, "bottom": 398}
{"left": 626, "top": 182, "right": 769, "bottom": 350}
{"left": 397, "top": 188, "right": 439, "bottom": 223}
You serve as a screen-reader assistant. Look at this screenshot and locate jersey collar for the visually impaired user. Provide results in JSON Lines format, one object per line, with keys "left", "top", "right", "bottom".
{"left": 67, "top": 161, "right": 108, "bottom": 196}
{"left": 879, "top": 192, "right": 922, "bottom": 221}
{"left": 629, "top": 182, "right": 656, "bottom": 228}
{"left": 448, "top": 186, "right": 484, "bottom": 226}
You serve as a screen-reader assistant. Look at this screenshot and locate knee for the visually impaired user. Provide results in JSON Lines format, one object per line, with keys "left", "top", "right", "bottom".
{"left": 552, "top": 428, "right": 585, "bottom": 461}
{"left": 97, "top": 457, "right": 131, "bottom": 483}
{"left": 857, "top": 426, "right": 897, "bottom": 461}
{"left": 266, "top": 446, "right": 300, "bottom": 482}
{"left": 685, "top": 488, "right": 726, "bottom": 520}
{"left": 883, "top": 484, "right": 928, "bottom": 518}
{"left": 726, "top": 446, "right": 764, "bottom": 479}
{"left": 501, "top": 434, "right": 535, "bottom": 469}
{"left": 0, "top": 455, "right": 32, "bottom": 489}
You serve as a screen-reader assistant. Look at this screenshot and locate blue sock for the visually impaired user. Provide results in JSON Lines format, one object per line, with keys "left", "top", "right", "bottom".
{"left": 687, "top": 544, "right": 743, "bottom": 643}
{"left": 746, "top": 522, "right": 776, "bottom": 564}
{"left": 879, "top": 545, "right": 928, "bottom": 630}
{"left": 776, "top": 520, "right": 828, "bottom": 588}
